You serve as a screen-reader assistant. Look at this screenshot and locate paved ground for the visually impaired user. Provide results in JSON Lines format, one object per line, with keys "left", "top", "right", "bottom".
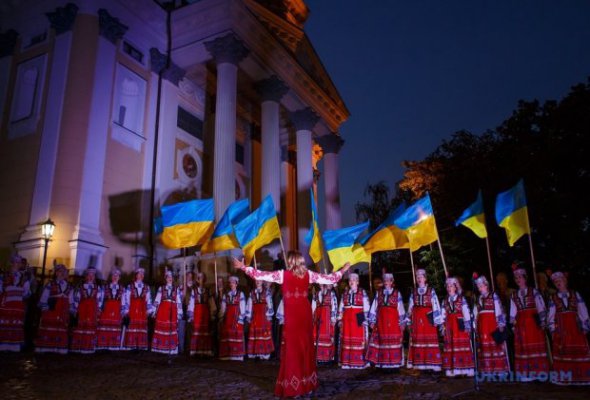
{"left": 0, "top": 352, "right": 588, "bottom": 400}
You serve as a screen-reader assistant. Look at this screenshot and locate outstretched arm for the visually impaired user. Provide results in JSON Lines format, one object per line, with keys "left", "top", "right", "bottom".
{"left": 309, "top": 262, "right": 351, "bottom": 285}
{"left": 232, "top": 257, "right": 284, "bottom": 284}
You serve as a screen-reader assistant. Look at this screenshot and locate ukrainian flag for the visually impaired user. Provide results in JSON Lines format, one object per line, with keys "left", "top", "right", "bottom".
{"left": 455, "top": 190, "right": 488, "bottom": 239}
{"left": 160, "top": 199, "right": 215, "bottom": 249}
{"left": 201, "top": 199, "right": 250, "bottom": 254}
{"left": 234, "top": 195, "right": 281, "bottom": 265}
{"left": 323, "top": 221, "right": 370, "bottom": 271}
{"left": 394, "top": 193, "right": 439, "bottom": 252}
{"left": 495, "top": 179, "right": 530, "bottom": 246}
{"left": 361, "top": 203, "right": 410, "bottom": 254}
{"left": 304, "top": 189, "right": 324, "bottom": 263}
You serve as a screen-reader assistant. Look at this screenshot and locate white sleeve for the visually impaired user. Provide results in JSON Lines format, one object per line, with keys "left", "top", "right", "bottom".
{"left": 576, "top": 291, "right": 590, "bottom": 332}
{"left": 494, "top": 293, "right": 506, "bottom": 327}
{"left": 337, "top": 295, "right": 344, "bottom": 321}
{"left": 97, "top": 286, "right": 104, "bottom": 310}
{"left": 407, "top": 293, "right": 414, "bottom": 324}
{"left": 331, "top": 291, "right": 338, "bottom": 324}
{"left": 238, "top": 291, "right": 246, "bottom": 324}
{"left": 461, "top": 296, "right": 472, "bottom": 331}
{"left": 431, "top": 288, "right": 443, "bottom": 325}
{"left": 368, "top": 296, "right": 378, "bottom": 324}
{"left": 241, "top": 267, "right": 283, "bottom": 284}
{"left": 472, "top": 298, "right": 479, "bottom": 329}
{"left": 245, "top": 295, "right": 253, "bottom": 323}
{"left": 309, "top": 270, "right": 344, "bottom": 285}
{"left": 276, "top": 300, "right": 284, "bottom": 324}
{"left": 266, "top": 290, "right": 274, "bottom": 320}
{"left": 38, "top": 283, "right": 51, "bottom": 310}
{"left": 398, "top": 292, "right": 406, "bottom": 325}
{"left": 187, "top": 289, "right": 195, "bottom": 316}
{"left": 533, "top": 288, "right": 547, "bottom": 327}
{"left": 547, "top": 297, "right": 556, "bottom": 332}
{"left": 311, "top": 295, "right": 318, "bottom": 314}
{"left": 176, "top": 288, "right": 183, "bottom": 320}
{"left": 122, "top": 286, "right": 130, "bottom": 315}
{"left": 219, "top": 294, "right": 227, "bottom": 319}
{"left": 362, "top": 289, "right": 370, "bottom": 325}
{"left": 153, "top": 287, "right": 162, "bottom": 309}
{"left": 509, "top": 297, "right": 517, "bottom": 324}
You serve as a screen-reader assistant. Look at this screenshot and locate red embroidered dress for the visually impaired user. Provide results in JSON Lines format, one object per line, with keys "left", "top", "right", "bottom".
{"left": 366, "top": 288, "right": 405, "bottom": 368}
{"left": 311, "top": 288, "right": 337, "bottom": 363}
{"left": 407, "top": 286, "right": 443, "bottom": 371}
{"left": 0, "top": 271, "right": 30, "bottom": 351}
{"left": 338, "top": 288, "right": 370, "bottom": 369}
{"left": 548, "top": 290, "right": 590, "bottom": 385}
{"left": 96, "top": 283, "right": 124, "bottom": 350}
{"left": 151, "top": 284, "right": 183, "bottom": 354}
{"left": 246, "top": 287, "right": 274, "bottom": 359}
{"left": 218, "top": 290, "right": 246, "bottom": 361}
{"left": 509, "top": 287, "right": 550, "bottom": 380}
{"left": 189, "top": 286, "right": 213, "bottom": 356}
{"left": 70, "top": 283, "right": 103, "bottom": 353}
{"left": 240, "top": 266, "right": 343, "bottom": 398}
{"left": 123, "top": 282, "right": 152, "bottom": 350}
{"left": 474, "top": 292, "right": 509, "bottom": 374}
{"left": 35, "top": 279, "right": 73, "bottom": 354}
{"left": 441, "top": 294, "right": 474, "bottom": 377}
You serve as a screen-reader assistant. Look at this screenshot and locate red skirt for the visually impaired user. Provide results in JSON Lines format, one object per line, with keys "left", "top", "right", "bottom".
{"left": 151, "top": 300, "right": 179, "bottom": 354}
{"left": 124, "top": 298, "right": 148, "bottom": 350}
{"left": 367, "top": 306, "right": 404, "bottom": 368}
{"left": 313, "top": 305, "right": 335, "bottom": 363}
{"left": 218, "top": 304, "right": 244, "bottom": 360}
{"left": 514, "top": 308, "right": 549, "bottom": 379}
{"left": 339, "top": 307, "right": 368, "bottom": 369}
{"left": 0, "top": 297, "right": 25, "bottom": 351}
{"left": 190, "top": 303, "right": 212, "bottom": 356}
{"left": 552, "top": 311, "right": 590, "bottom": 385}
{"left": 35, "top": 297, "right": 69, "bottom": 353}
{"left": 247, "top": 303, "right": 274, "bottom": 358}
{"left": 408, "top": 306, "right": 442, "bottom": 370}
{"left": 96, "top": 299, "right": 122, "bottom": 350}
{"left": 442, "top": 312, "right": 474, "bottom": 376}
{"left": 476, "top": 311, "right": 509, "bottom": 374}
{"left": 70, "top": 298, "right": 98, "bottom": 353}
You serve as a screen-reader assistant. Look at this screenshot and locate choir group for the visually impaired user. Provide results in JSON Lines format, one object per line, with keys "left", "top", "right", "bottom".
{"left": 1, "top": 253, "right": 589, "bottom": 386}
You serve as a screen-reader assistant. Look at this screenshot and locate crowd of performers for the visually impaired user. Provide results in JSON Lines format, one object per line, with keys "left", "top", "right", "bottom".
{"left": 1, "top": 254, "right": 589, "bottom": 386}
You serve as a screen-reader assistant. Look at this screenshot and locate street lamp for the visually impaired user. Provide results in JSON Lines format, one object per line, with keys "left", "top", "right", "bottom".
{"left": 40, "top": 218, "right": 55, "bottom": 283}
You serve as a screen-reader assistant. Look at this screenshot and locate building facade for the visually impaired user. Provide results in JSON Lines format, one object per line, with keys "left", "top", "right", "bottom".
{"left": 0, "top": 0, "right": 348, "bottom": 279}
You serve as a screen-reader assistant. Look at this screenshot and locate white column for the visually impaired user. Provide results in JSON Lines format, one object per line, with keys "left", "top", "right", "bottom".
{"left": 256, "top": 76, "right": 288, "bottom": 212}
{"left": 290, "top": 108, "right": 319, "bottom": 256}
{"left": 317, "top": 134, "right": 344, "bottom": 230}
{"left": 204, "top": 34, "right": 249, "bottom": 218}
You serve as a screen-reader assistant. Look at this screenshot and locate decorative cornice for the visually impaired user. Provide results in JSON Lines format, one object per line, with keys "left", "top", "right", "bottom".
{"left": 45, "top": 3, "right": 79, "bottom": 35}
{"left": 98, "top": 9, "right": 128, "bottom": 44}
{"left": 255, "top": 75, "right": 289, "bottom": 102}
{"left": 150, "top": 48, "right": 186, "bottom": 86}
{"left": 204, "top": 33, "right": 249, "bottom": 65}
{"left": 290, "top": 107, "right": 319, "bottom": 131}
{"left": 0, "top": 29, "right": 18, "bottom": 58}
{"left": 315, "top": 134, "right": 344, "bottom": 154}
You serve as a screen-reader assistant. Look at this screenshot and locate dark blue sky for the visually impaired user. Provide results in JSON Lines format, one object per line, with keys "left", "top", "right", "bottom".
{"left": 305, "top": 0, "right": 590, "bottom": 227}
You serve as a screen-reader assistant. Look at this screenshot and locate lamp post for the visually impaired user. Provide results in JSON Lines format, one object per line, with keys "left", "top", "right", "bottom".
{"left": 40, "top": 218, "right": 55, "bottom": 284}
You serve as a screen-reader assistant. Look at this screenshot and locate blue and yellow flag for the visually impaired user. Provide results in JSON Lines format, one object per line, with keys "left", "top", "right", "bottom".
{"left": 160, "top": 199, "right": 215, "bottom": 249}
{"left": 394, "top": 193, "right": 439, "bottom": 252}
{"left": 455, "top": 190, "right": 488, "bottom": 239}
{"left": 201, "top": 199, "right": 250, "bottom": 254}
{"left": 234, "top": 195, "right": 281, "bottom": 265}
{"left": 495, "top": 179, "right": 530, "bottom": 246}
{"left": 361, "top": 203, "right": 410, "bottom": 254}
{"left": 304, "top": 189, "right": 324, "bottom": 263}
{"left": 323, "top": 221, "right": 370, "bottom": 271}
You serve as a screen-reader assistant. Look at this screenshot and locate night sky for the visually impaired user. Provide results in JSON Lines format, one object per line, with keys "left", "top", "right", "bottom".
{"left": 305, "top": 0, "right": 590, "bottom": 227}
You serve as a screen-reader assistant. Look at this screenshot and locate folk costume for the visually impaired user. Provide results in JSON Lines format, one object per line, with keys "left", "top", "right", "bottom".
{"left": 407, "top": 269, "right": 443, "bottom": 371}
{"left": 96, "top": 270, "right": 125, "bottom": 350}
{"left": 35, "top": 264, "right": 73, "bottom": 354}
{"left": 151, "top": 273, "right": 183, "bottom": 354}
{"left": 0, "top": 261, "right": 31, "bottom": 351}
{"left": 123, "top": 269, "right": 153, "bottom": 350}
{"left": 218, "top": 276, "right": 246, "bottom": 361}
{"left": 366, "top": 274, "right": 406, "bottom": 369}
{"left": 188, "top": 285, "right": 215, "bottom": 356}
{"left": 441, "top": 277, "right": 474, "bottom": 377}
{"left": 473, "top": 275, "right": 510, "bottom": 375}
{"left": 245, "top": 283, "right": 274, "bottom": 359}
{"left": 338, "top": 274, "right": 370, "bottom": 369}
{"left": 70, "top": 268, "right": 104, "bottom": 354}
{"left": 509, "top": 267, "right": 550, "bottom": 381}
{"left": 548, "top": 271, "right": 590, "bottom": 385}
{"left": 311, "top": 285, "right": 338, "bottom": 363}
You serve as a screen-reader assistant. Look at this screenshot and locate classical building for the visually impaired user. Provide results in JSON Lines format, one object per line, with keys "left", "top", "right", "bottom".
{"left": 0, "top": 0, "right": 348, "bottom": 279}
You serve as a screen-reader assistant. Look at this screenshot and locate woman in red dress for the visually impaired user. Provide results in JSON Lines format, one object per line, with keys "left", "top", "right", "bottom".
{"left": 246, "top": 279, "right": 274, "bottom": 359}
{"left": 0, "top": 255, "right": 31, "bottom": 351}
{"left": 70, "top": 267, "right": 103, "bottom": 353}
{"left": 96, "top": 269, "right": 125, "bottom": 350}
{"left": 441, "top": 277, "right": 474, "bottom": 377}
{"left": 151, "top": 270, "right": 183, "bottom": 354}
{"left": 366, "top": 273, "right": 406, "bottom": 369}
{"left": 123, "top": 267, "right": 153, "bottom": 350}
{"left": 311, "top": 283, "right": 338, "bottom": 363}
{"left": 338, "top": 273, "right": 370, "bottom": 369}
{"left": 548, "top": 271, "right": 590, "bottom": 385}
{"left": 188, "top": 271, "right": 215, "bottom": 356}
{"left": 509, "top": 266, "right": 550, "bottom": 381}
{"left": 218, "top": 275, "right": 246, "bottom": 361}
{"left": 234, "top": 251, "right": 350, "bottom": 398}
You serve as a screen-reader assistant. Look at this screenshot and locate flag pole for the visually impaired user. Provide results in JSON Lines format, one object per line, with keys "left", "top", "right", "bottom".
{"left": 278, "top": 233, "right": 289, "bottom": 270}
{"left": 527, "top": 231, "right": 539, "bottom": 289}
{"left": 368, "top": 260, "right": 373, "bottom": 298}
{"left": 409, "top": 249, "right": 416, "bottom": 287}
{"left": 253, "top": 253, "right": 258, "bottom": 270}
{"left": 214, "top": 251, "right": 218, "bottom": 296}
{"left": 432, "top": 217, "right": 449, "bottom": 277}
{"left": 182, "top": 247, "right": 187, "bottom": 298}
{"left": 484, "top": 236, "right": 495, "bottom": 292}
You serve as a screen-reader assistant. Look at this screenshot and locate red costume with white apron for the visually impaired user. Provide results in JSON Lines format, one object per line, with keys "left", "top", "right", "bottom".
{"left": 407, "top": 286, "right": 443, "bottom": 371}
{"left": 246, "top": 287, "right": 274, "bottom": 359}
{"left": 123, "top": 281, "right": 152, "bottom": 350}
{"left": 35, "top": 279, "right": 73, "bottom": 354}
{"left": 0, "top": 271, "right": 30, "bottom": 351}
{"left": 311, "top": 288, "right": 337, "bottom": 363}
{"left": 189, "top": 286, "right": 214, "bottom": 356}
{"left": 151, "top": 284, "right": 183, "bottom": 354}
{"left": 474, "top": 292, "right": 510, "bottom": 374}
{"left": 218, "top": 290, "right": 246, "bottom": 361}
{"left": 367, "top": 288, "right": 405, "bottom": 368}
{"left": 96, "top": 283, "right": 124, "bottom": 350}
{"left": 442, "top": 294, "right": 474, "bottom": 377}
{"left": 70, "top": 283, "right": 103, "bottom": 353}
